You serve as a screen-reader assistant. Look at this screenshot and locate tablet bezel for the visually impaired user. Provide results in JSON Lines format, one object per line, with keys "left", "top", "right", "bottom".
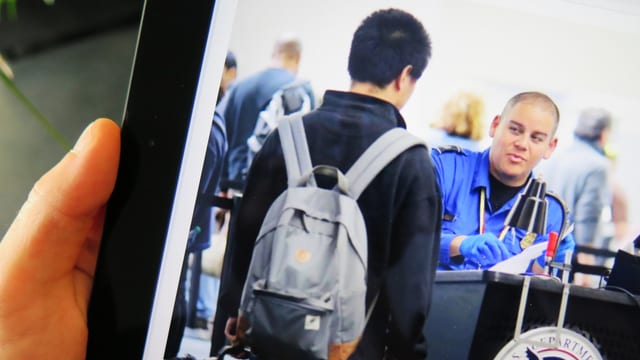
{"left": 86, "top": 0, "right": 236, "bottom": 358}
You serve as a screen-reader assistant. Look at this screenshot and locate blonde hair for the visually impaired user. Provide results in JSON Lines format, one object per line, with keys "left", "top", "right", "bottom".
{"left": 433, "top": 91, "right": 485, "bottom": 141}
{"left": 273, "top": 32, "right": 302, "bottom": 59}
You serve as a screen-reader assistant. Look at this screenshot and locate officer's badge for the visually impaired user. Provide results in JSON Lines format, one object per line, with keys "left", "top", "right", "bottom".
{"left": 520, "top": 232, "right": 537, "bottom": 249}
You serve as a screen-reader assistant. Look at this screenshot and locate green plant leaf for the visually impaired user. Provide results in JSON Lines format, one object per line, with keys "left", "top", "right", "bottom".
{"left": 1, "top": 0, "right": 69, "bottom": 149}
{"left": 0, "top": 0, "right": 18, "bottom": 21}
{"left": 0, "top": 67, "right": 71, "bottom": 150}
{"left": 1, "top": 0, "right": 53, "bottom": 21}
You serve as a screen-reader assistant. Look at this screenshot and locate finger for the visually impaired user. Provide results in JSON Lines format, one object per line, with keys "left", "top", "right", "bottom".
{"left": 487, "top": 238, "right": 509, "bottom": 261}
{"left": 477, "top": 244, "right": 493, "bottom": 266}
{"left": 497, "top": 240, "right": 511, "bottom": 261}
{"left": 485, "top": 241, "right": 503, "bottom": 264}
{"left": 225, "top": 317, "right": 237, "bottom": 342}
{"left": 0, "top": 119, "right": 120, "bottom": 284}
{"left": 474, "top": 243, "right": 488, "bottom": 266}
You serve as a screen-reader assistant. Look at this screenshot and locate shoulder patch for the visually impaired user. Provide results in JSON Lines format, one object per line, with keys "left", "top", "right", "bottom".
{"left": 433, "top": 144, "right": 463, "bottom": 154}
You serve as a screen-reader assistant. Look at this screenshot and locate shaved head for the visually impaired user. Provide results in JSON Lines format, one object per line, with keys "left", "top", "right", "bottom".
{"left": 500, "top": 92, "right": 560, "bottom": 135}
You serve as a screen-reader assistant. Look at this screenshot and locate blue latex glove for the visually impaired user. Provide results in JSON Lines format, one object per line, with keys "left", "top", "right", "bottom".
{"left": 459, "top": 233, "right": 511, "bottom": 267}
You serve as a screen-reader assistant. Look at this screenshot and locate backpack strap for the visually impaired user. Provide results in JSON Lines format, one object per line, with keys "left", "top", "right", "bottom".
{"left": 346, "top": 128, "right": 425, "bottom": 199}
{"left": 277, "top": 114, "right": 316, "bottom": 188}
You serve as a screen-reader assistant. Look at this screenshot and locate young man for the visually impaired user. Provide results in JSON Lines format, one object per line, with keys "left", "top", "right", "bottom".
{"left": 216, "top": 8, "right": 441, "bottom": 359}
{"left": 432, "top": 92, "right": 575, "bottom": 272}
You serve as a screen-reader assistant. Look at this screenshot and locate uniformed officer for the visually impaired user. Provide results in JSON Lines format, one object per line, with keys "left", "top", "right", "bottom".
{"left": 431, "top": 91, "right": 576, "bottom": 272}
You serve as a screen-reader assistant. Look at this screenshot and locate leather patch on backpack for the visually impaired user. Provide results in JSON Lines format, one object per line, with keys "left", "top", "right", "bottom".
{"left": 329, "top": 338, "right": 360, "bottom": 360}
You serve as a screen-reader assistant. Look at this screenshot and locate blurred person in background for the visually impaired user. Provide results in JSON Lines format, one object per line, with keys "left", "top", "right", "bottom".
{"left": 539, "top": 108, "right": 613, "bottom": 287}
{"left": 217, "top": 51, "right": 238, "bottom": 105}
{"left": 426, "top": 90, "right": 485, "bottom": 151}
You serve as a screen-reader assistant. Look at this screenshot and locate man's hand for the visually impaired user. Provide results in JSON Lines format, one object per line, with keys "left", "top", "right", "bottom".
{"left": 459, "top": 233, "right": 511, "bottom": 267}
{"left": 0, "top": 119, "right": 120, "bottom": 359}
{"left": 224, "top": 315, "right": 250, "bottom": 348}
{"left": 214, "top": 191, "right": 231, "bottom": 231}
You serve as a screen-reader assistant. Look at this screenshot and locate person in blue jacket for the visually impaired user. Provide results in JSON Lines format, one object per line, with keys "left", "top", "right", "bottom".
{"left": 431, "top": 91, "right": 575, "bottom": 272}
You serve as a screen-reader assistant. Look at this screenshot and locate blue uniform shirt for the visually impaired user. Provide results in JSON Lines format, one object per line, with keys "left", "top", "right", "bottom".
{"left": 431, "top": 146, "right": 575, "bottom": 270}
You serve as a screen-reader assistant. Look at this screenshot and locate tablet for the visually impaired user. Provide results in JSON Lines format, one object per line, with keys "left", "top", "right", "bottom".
{"left": 85, "top": 0, "right": 636, "bottom": 358}
{"left": 87, "top": 0, "right": 236, "bottom": 358}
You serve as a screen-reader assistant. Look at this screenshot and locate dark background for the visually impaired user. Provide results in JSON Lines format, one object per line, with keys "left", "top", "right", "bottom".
{"left": 0, "top": 0, "right": 143, "bottom": 233}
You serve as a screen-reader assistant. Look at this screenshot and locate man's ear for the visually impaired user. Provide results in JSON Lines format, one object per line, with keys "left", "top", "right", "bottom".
{"left": 394, "top": 65, "right": 414, "bottom": 90}
{"left": 489, "top": 115, "right": 501, "bottom": 137}
{"left": 543, "top": 136, "right": 558, "bottom": 159}
{"left": 228, "top": 67, "right": 237, "bottom": 80}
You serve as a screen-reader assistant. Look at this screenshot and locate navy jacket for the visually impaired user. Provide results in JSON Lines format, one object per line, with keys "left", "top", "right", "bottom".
{"left": 221, "top": 67, "right": 314, "bottom": 191}
{"left": 188, "top": 111, "right": 228, "bottom": 252}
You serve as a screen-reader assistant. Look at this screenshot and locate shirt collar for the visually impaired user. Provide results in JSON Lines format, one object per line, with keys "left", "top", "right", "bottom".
{"left": 575, "top": 135, "right": 606, "bottom": 155}
{"left": 474, "top": 148, "right": 536, "bottom": 213}
{"left": 321, "top": 90, "right": 407, "bottom": 129}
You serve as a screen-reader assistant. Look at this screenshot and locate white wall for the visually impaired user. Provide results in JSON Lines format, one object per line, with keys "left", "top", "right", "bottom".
{"left": 226, "top": 0, "right": 640, "bottom": 237}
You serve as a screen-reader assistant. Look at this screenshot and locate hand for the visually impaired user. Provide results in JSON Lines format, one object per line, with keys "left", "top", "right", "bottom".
{"left": 459, "top": 233, "right": 511, "bottom": 267}
{"left": 215, "top": 208, "right": 229, "bottom": 232}
{"left": 224, "top": 315, "right": 249, "bottom": 348}
{"left": 215, "top": 191, "right": 231, "bottom": 231}
{"left": 224, "top": 316, "right": 238, "bottom": 343}
{"left": 0, "top": 119, "right": 120, "bottom": 359}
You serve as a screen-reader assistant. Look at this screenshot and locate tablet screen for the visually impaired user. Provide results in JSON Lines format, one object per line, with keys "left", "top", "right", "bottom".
{"left": 87, "top": 0, "right": 638, "bottom": 358}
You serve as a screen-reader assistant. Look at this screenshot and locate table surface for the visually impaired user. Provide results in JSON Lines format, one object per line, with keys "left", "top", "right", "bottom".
{"left": 435, "top": 270, "right": 640, "bottom": 306}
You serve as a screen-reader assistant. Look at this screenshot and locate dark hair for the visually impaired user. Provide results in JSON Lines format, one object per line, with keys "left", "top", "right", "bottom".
{"left": 348, "top": 8, "right": 431, "bottom": 88}
{"left": 225, "top": 51, "right": 237, "bottom": 69}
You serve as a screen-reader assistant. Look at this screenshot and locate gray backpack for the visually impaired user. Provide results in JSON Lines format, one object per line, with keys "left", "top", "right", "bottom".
{"left": 239, "top": 115, "right": 425, "bottom": 359}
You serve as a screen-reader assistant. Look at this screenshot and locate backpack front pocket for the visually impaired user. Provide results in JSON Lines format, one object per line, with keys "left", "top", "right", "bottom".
{"left": 248, "top": 288, "right": 333, "bottom": 360}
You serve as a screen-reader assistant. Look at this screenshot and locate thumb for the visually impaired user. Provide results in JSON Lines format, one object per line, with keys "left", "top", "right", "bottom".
{"left": 0, "top": 118, "right": 120, "bottom": 283}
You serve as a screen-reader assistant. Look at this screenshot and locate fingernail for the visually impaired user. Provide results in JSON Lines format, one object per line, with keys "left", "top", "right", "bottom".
{"left": 72, "top": 121, "right": 96, "bottom": 154}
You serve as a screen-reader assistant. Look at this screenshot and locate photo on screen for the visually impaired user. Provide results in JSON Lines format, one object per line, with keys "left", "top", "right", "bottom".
{"left": 134, "top": 1, "right": 640, "bottom": 359}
